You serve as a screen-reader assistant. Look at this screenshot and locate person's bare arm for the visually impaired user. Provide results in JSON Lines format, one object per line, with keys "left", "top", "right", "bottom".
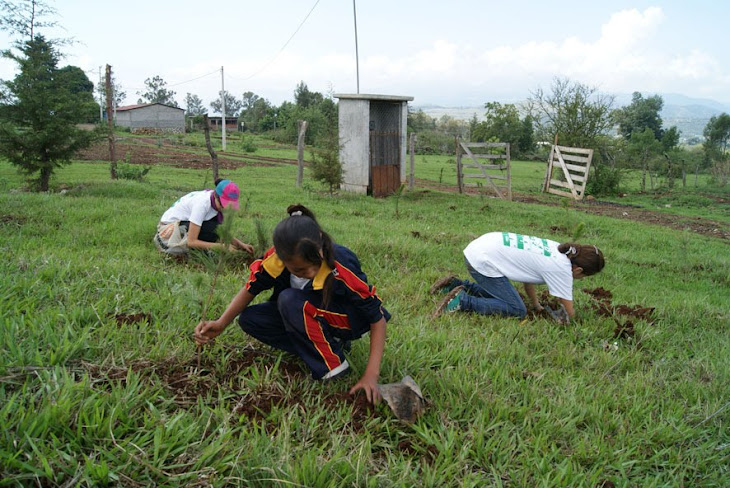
{"left": 186, "top": 223, "right": 222, "bottom": 251}
{"left": 349, "top": 318, "right": 386, "bottom": 404}
{"left": 194, "top": 288, "right": 255, "bottom": 344}
{"left": 187, "top": 223, "right": 251, "bottom": 253}
{"left": 523, "top": 283, "right": 543, "bottom": 311}
{"left": 559, "top": 298, "right": 575, "bottom": 318}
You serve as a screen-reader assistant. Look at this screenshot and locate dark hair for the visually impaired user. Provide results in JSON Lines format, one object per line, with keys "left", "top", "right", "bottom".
{"left": 558, "top": 242, "right": 605, "bottom": 276}
{"left": 274, "top": 204, "right": 337, "bottom": 305}
{"left": 214, "top": 178, "right": 224, "bottom": 186}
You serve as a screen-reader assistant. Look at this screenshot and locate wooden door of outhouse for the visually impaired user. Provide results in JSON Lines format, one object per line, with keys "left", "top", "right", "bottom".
{"left": 369, "top": 101, "right": 402, "bottom": 197}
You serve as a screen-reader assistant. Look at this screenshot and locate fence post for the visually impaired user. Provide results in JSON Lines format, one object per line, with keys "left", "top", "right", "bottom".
{"left": 456, "top": 137, "right": 463, "bottom": 193}
{"left": 506, "top": 143, "right": 512, "bottom": 201}
{"left": 296, "top": 120, "right": 308, "bottom": 187}
{"left": 409, "top": 132, "right": 415, "bottom": 190}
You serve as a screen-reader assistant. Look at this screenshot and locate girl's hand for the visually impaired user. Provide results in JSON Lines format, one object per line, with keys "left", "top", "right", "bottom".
{"left": 350, "top": 372, "right": 382, "bottom": 405}
{"left": 232, "top": 238, "right": 254, "bottom": 254}
{"left": 194, "top": 320, "right": 226, "bottom": 345}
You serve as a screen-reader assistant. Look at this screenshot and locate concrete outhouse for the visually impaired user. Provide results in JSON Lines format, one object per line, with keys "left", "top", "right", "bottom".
{"left": 334, "top": 94, "right": 413, "bottom": 197}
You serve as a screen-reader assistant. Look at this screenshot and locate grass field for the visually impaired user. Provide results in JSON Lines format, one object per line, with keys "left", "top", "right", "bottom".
{"left": 1, "top": 147, "right": 728, "bottom": 486}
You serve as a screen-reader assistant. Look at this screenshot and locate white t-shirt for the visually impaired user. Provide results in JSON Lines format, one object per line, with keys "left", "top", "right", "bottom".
{"left": 160, "top": 190, "right": 218, "bottom": 227}
{"left": 463, "top": 232, "right": 574, "bottom": 300}
{"left": 290, "top": 275, "right": 311, "bottom": 290}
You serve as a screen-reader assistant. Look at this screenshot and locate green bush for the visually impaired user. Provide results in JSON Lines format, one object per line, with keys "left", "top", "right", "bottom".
{"left": 587, "top": 165, "right": 621, "bottom": 196}
{"left": 116, "top": 163, "right": 151, "bottom": 182}
{"left": 240, "top": 136, "right": 257, "bottom": 153}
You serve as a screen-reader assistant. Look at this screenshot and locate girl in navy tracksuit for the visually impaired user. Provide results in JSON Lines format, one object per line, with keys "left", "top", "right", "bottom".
{"left": 194, "top": 205, "right": 390, "bottom": 404}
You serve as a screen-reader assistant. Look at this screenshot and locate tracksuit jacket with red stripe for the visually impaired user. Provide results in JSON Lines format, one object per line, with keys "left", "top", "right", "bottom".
{"left": 244, "top": 244, "right": 391, "bottom": 338}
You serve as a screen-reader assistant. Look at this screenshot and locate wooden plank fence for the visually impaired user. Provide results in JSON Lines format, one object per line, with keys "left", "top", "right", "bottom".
{"left": 542, "top": 145, "right": 593, "bottom": 200}
{"left": 456, "top": 139, "right": 512, "bottom": 200}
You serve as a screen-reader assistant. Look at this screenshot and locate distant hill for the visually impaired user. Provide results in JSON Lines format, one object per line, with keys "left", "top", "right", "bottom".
{"left": 414, "top": 93, "right": 730, "bottom": 143}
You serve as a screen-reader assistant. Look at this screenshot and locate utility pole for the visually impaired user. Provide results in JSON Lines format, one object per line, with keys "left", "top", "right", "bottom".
{"left": 98, "top": 66, "right": 104, "bottom": 122}
{"left": 105, "top": 64, "right": 117, "bottom": 180}
{"left": 353, "top": 0, "right": 360, "bottom": 93}
{"left": 220, "top": 66, "right": 226, "bottom": 151}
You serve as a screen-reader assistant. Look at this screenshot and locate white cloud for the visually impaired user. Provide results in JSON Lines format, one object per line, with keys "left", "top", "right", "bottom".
{"left": 307, "top": 6, "right": 728, "bottom": 105}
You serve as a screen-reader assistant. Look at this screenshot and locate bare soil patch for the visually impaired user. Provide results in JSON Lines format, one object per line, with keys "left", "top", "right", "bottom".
{"left": 582, "top": 287, "right": 656, "bottom": 339}
{"left": 76, "top": 139, "right": 300, "bottom": 170}
{"left": 79, "top": 345, "right": 380, "bottom": 431}
{"left": 521, "top": 287, "right": 656, "bottom": 339}
{"left": 416, "top": 179, "right": 729, "bottom": 241}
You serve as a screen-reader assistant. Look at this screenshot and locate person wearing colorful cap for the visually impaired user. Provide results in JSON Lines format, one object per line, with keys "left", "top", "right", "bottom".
{"left": 154, "top": 178, "right": 254, "bottom": 255}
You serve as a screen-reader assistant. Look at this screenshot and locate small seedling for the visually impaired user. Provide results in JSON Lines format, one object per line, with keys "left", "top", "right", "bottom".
{"left": 253, "top": 218, "right": 270, "bottom": 255}
{"left": 393, "top": 184, "right": 406, "bottom": 218}
{"left": 191, "top": 208, "right": 237, "bottom": 370}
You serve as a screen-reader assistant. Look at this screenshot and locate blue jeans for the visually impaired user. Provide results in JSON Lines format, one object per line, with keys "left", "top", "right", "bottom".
{"left": 456, "top": 259, "right": 527, "bottom": 318}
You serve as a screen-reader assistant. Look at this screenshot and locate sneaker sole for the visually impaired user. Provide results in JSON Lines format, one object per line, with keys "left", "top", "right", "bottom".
{"left": 432, "top": 285, "right": 465, "bottom": 319}
{"left": 429, "top": 274, "right": 458, "bottom": 294}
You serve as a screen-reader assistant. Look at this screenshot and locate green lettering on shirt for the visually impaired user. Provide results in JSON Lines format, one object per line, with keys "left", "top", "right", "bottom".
{"left": 541, "top": 238, "right": 551, "bottom": 256}
{"left": 501, "top": 233, "right": 552, "bottom": 257}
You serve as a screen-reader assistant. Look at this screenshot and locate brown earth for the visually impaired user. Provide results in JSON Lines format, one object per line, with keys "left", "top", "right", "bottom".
{"left": 417, "top": 179, "right": 729, "bottom": 241}
{"left": 76, "top": 139, "right": 299, "bottom": 170}
{"left": 80, "top": 344, "right": 380, "bottom": 432}
{"left": 521, "top": 287, "right": 656, "bottom": 339}
{"left": 582, "top": 287, "right": 656, "bottom": 339}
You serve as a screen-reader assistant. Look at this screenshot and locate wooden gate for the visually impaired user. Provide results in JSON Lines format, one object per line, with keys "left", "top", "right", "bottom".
{"left": 370, "top": 130, "right": 401, "bottom": 197}
{"left": 542, "top": 145, "right": 593, "bottom": 200}
{"left": 456, "top": 139, "right": 512, "bottom": 200}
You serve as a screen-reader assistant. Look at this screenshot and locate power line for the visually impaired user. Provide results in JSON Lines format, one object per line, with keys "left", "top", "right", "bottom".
{"left": 167, "top": 69, "right": 220, "bottom": 87}
{"left": 228, "top": 0, "right": 321, "bottom": 83}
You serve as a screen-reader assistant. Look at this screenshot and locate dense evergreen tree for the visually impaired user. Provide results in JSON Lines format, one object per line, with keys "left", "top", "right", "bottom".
{"left": 0, "top": 36, "right": 99, "bottom": 190}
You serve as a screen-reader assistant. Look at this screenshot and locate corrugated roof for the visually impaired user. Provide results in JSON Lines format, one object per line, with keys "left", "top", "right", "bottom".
{"left": 116, "top": 103, "right": 184, "bottom": 112}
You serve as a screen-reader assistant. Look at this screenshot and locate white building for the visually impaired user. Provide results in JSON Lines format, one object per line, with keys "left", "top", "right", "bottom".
{"left": 334, "top": 94, "right": 413, "bottom": 197}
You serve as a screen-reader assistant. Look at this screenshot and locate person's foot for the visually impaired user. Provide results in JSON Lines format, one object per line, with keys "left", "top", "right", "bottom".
{"left": 429, "top": 274, "right": 460, "bottom": 294}
{"left": 322, "top": 360, "right": 350, "bottom": 380}
{"left": 432, "top": 286, "right": 465, "bottom": 318}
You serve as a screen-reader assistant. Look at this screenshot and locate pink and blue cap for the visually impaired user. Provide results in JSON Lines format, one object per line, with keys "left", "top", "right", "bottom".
{"left": 215, "top": 179, "right": 240, "bottom": 210}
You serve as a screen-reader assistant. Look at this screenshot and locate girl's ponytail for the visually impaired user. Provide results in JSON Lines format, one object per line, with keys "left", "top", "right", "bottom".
{"left": 286, "top": 204, "right": 317, "bottom": 220}
{"left": 559, "top": 242, "right": 605, "bottom": 276}
{"left": 558, "top": 242, "right": 580, "bottom": 258}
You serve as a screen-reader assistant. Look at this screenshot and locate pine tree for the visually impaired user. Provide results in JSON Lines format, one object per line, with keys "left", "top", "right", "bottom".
{"left": 0, "top": 36, "right": 99, "bottom": 191}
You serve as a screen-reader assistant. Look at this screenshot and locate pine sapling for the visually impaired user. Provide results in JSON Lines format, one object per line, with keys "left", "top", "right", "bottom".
{"left": 192, "top": 208, "right": 236, "bottom": 371}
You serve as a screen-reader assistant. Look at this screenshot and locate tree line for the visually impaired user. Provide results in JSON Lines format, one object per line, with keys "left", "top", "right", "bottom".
{"left": 1, "top": 1, "right": 728, "bottom": 193}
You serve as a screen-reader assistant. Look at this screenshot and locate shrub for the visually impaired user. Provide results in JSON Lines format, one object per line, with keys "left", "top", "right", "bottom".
{"left": 240, "top": 136, "right": 257, "bottom": 153}
{"left": 586, "top": 165, "right": 621, "bottom": 196}
{"left": 116, "top": 163, "right": 151, "bottom": 182}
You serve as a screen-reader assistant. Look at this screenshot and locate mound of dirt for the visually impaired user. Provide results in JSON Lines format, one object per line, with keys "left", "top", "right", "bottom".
{"left": 582, "top": 287, "right": 656, "bottom": 339}
{"left": 80, "top": 345, "right": 381, "bottom": 431}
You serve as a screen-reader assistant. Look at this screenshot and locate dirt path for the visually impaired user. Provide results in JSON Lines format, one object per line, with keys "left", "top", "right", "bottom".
{"left": 417, "top": 179, "right": 729, "bottom": 242}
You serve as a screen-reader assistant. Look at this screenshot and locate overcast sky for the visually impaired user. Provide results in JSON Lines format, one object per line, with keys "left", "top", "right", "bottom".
{"left": 1, "top": 0, "right": 729, "bottom": 112}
